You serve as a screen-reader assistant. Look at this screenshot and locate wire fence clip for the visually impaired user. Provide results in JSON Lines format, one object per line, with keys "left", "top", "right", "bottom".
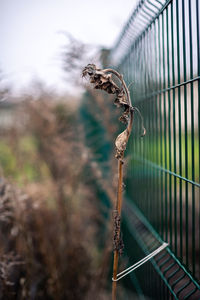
{"left": 112, "top": 242, "right": 168, "bottom": 282}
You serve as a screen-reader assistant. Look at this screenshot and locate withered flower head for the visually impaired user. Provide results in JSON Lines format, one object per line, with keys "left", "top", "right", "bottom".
{"left": 82, "top": 64, "right": 120, "bottom": 94}
{"left": 82, "top": 64, "right": 133, "bottom": 160}
{"left": 82, "top": 64, "right": 145, "bottom": 160}
{"left": 82, "top": 64, "right": 128, "bottom": 109}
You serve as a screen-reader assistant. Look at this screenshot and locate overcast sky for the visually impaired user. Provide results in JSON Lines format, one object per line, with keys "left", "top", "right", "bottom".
{"left": 0, "top": 0, "right": 138, "bottom": 94}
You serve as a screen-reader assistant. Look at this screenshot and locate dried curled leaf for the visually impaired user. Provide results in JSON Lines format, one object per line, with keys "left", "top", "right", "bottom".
{"left": 114, "top": 90, "right": 128, "bottom": 108}
{"left": 141, "top": 127, "right": 146, "bottom": 137}
{"left": 82, "top": 64, "right": 96, "bottom": 77}
{"left": 83, "top": 64, "right": 131, "bottom": 127}
{"left": 132, "top": 107, "right": 146, "bottom": 137}
{"left": 119, "top": 107, "right": 129, "bottom": 125}
{"left": 82, "top": 64, "right": 120, "bottom": 94}
{"left": 115, "top": 129, "right": 128, "bottom": 159}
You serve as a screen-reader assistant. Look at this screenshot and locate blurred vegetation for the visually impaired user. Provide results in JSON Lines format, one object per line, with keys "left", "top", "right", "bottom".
{"left": 0, "top": 95, "right": 115, "bottom": 300}
{"left": 0, "top": 37, "right": 139, "bottom": 299}
{"left": 0, "top": 136, "right": 49, "bottom": 185}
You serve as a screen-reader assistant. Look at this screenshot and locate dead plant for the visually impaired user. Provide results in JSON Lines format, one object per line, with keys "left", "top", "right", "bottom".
{"left": 0, "top": 98, "right": 113, "bottom": 299}
{"left": 82, "top": 64, "right": 146, "bottom": 300}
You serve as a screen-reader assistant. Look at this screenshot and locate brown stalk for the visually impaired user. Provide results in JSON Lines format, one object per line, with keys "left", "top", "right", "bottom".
{"left": 104, "top": 70, "right": 133, "bottom": 300}
{"left": 112, "top": 157, "right": 123, "bottom": 300}
{"left": 82, "top": 64, "right": 144, "bottom": 300}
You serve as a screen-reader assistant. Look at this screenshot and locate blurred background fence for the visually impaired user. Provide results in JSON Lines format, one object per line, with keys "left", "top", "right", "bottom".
{"left": 81, "top": 0, "right": 200, "bottom": 299}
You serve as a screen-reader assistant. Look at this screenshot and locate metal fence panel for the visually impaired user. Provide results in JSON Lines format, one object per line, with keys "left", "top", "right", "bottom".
{"left": 109, "top": 0, "right": 200, "bottom": 298}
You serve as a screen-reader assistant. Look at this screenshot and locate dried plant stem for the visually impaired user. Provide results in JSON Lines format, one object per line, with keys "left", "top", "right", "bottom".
{"left": 112, "top": 252, "right": 119, "bottom": 300}
{"left": 112, "top": 158, "right": 124, "bottom": 300}
{"left": 82, "top": 64, "right": 144, "bottom": 300}
{"left": 102, "top": 69, "right": 133, "bottom": 300}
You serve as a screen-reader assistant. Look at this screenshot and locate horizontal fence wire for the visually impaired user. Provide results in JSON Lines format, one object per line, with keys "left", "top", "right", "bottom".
{"left": 123, "top": 198, "right": 200, "bottom": 299}
{"left": 132, "top": 154, "right": 200, "bottom": 188}
{"left": 109, "top": 0, "right": 200, "bottom": 298}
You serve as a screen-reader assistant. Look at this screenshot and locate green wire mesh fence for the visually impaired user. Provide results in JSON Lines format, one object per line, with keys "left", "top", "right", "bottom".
{"left": 81, "top": 0, "right": 200, "bottom": 298}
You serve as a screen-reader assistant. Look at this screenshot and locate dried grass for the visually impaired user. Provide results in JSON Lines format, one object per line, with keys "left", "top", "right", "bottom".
{"left": 0, "top": 98, "right": 112, "bottom": 299}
